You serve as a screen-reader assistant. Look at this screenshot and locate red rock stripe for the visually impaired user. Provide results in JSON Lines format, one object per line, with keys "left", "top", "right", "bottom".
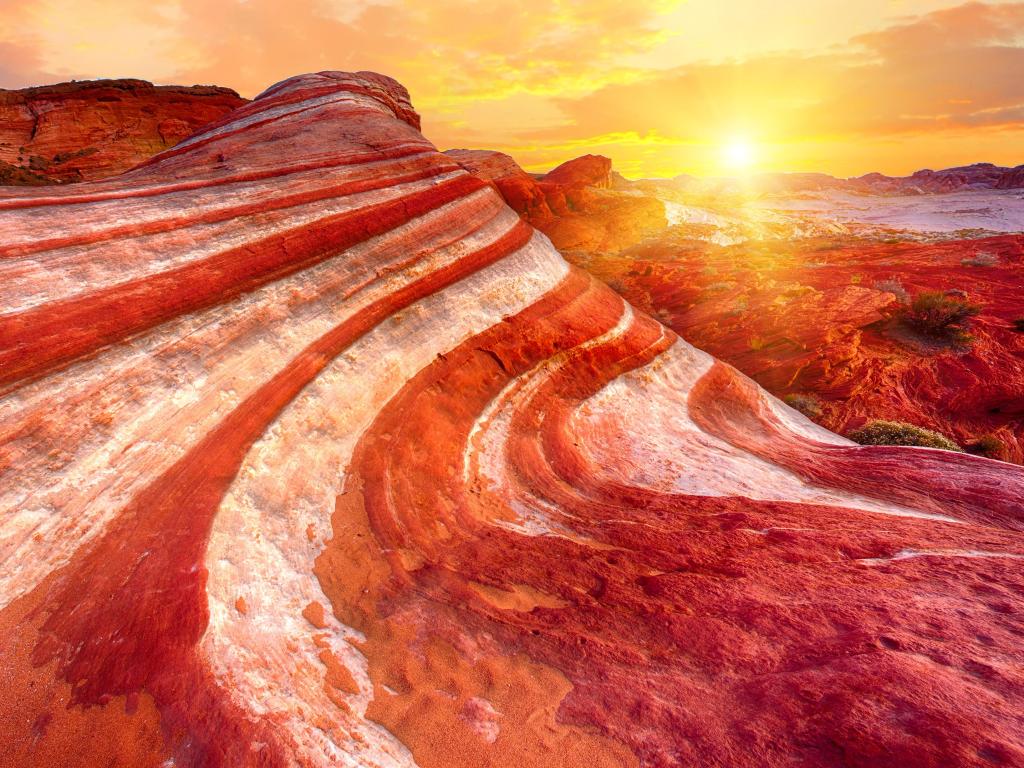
{"left": 163, "top": 80, "right": 418, "bottom": 156}
{"left": 687, "top": 362, "right": 1024, "bottom": 528}
{"left": 130, "top": 98, "right": 410, "bottom": 174}
{"left": 333, "top": 282, "right": 1024, "bottom": 768}
{"left": 0, "top": 161, "right": 456, "bottom": 259}
{"left": 0, "top": 174, "right": 488, "bottom": 390}
{"left": 27, "top": 218, "right": 534, "bottom": 768}
{"left": 530, "top": 317, "right": 675, "bottom": 498}
{"left": 354, "top": 270, "right": 618, "bottom": 558}
{"left": 0, "top": 145, "right": 433, "bottom": 211}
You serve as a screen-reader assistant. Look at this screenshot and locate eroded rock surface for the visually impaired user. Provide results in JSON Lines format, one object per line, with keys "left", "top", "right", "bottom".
{"left": 2, "top": 71, "right": 1024, "bottom": 768}
{"left": 0, "top": 79, "right": 246, "bottom": 184}
{"left": 462, "top": 151, "right": 1024, "bottom": 463}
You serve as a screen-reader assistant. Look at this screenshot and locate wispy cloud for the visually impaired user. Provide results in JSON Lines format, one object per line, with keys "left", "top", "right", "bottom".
{"left": 1, "top": 0, "right": 1021, "bottom": 176}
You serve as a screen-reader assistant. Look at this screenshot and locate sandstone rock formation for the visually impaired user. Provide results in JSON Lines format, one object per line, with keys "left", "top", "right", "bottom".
{"left": 2, "top": 71, "right": 1024, "bottom": 768}
{"left": 447, "top": 149, "right": 665, "bottom": 253}
{"left": 541, "top": 153, "right": 613, "bottom": 189}
{"left": 458, "top": 151, "right": 1024, "bottom": 464}
{"left": 444, "top": 149, "right": 555, "bottom": 223}
{"left": 578, "top": 231, "right": 1024, "bottom": 463}
{"left": 0, "top": 79, "right": 246, "bottom": 184}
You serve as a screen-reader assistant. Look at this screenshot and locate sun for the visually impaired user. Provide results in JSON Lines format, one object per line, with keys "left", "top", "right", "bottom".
{"left": 721, "top": 137, "right": 756, "bottom": 173}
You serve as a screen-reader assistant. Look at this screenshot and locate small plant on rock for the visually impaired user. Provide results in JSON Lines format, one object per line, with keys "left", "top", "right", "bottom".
{"left": 872, "top": 278, "right": 909, "bottom": 305}
{"left": 961, "top": 252, "right": 999, "bottom": 267}
{"left": 783, "top": 393, "right": 823, "bottom": 420}
{"left": 848, "top": 420, "right": 963, "bottom": 452}
{"left": 968, "top": 434, "right": 1007, "bottom": 460}
{"left": 901, "top": 290, "right": 981, "bottom": 344}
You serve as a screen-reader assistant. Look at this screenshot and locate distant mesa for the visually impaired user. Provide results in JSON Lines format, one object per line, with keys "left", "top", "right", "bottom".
{"left": 0, "top": 78, "right": 247, "bottom": 184}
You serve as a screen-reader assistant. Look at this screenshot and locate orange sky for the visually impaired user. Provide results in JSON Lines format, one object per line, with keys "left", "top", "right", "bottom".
{"left": 1, "top": 0, "right": 1023, "bottom": 178}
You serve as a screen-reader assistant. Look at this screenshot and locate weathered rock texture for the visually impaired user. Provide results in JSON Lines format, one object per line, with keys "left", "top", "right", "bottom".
{"left": 0, "top": 79, "right": 246, "bottom": 184}
{"left": 2, "top": 71, "right": 1024, "bottom": 768}
{"left": 461, "top": 151, "right": 1024, "bottom": 464}
{"left": 446, "top": 149, "right": 665, "bottom": 253}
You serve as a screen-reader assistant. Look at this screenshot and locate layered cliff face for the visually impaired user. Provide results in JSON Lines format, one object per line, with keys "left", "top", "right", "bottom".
{"left": 2, "top": 71, "right": 1024, "bottom": 768}
{"left": 0, "top": 79, "right": 247, "bottom": 184}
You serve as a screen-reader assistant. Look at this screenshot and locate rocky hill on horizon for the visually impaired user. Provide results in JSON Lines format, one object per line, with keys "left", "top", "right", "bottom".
{"left": 0, "top": 78, "right": 247, "bottom": 184}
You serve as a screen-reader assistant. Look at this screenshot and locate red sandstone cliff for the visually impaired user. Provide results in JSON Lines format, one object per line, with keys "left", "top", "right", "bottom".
{"left": 2, "top": 72, "right": 1024, "bottom": 768}
{"left": 447, "top": 149, "right": 665, "bottom": 253}
{"left": 0, "top": 79, "right": 247, "bottom": 184}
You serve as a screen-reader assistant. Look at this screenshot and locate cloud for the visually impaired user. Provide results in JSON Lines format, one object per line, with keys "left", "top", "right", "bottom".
{"left": 1, "top": 0, "right": 1022, "bottom": 175}
{"left": 0, "top": 40, "right": 54, "bottom": 88}
{"left": 495, "top": 1, "right": 1024, "bottom": 173}
{"left": 852, "top": 1, "right": 1024, "bottom": 54}
{"left": 528, "top": 1, "right": 1024, "bottom": 142}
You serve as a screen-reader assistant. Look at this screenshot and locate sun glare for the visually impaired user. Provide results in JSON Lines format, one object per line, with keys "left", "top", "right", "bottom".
{"left": 722, "top": 138, "right": 756, "bottom": 173}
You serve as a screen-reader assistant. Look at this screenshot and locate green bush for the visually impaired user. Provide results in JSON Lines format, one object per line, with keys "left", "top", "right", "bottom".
{"left": 848, "top": 420, "right": 963, "bottom": 452}
{"left": 902, "top": 290, "right": 980, "bottom": 343}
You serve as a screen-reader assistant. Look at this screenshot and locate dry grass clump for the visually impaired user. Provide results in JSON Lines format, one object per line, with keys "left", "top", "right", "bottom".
{"left": 848, "top": 420, "right": 962, "bottom": 452}
{"left": 901, "top": 290, "right": 981, "bottom": 344}
{"left": 961, "top": 252, "right": 999, "bottom": 267}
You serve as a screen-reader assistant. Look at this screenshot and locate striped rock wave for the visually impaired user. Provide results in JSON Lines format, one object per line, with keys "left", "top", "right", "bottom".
{"left": 2, "top": 71, "right": 1024, "bottom": 768}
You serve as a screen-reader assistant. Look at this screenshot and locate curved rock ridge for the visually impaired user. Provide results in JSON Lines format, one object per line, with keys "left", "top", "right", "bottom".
{"left": 1, "top": 71, "right": 1024, "bottom": 768}
{"left": 0, "top": 78, "right": 247, "bottom": 184}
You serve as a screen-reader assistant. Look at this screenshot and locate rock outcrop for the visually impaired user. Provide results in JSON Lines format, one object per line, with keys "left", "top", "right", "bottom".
{"left": 2, "top": 71, "right": 1024, "bottom": 768}
{"left": 449, "top": 150, "right": 665, "bottom": 253}
{"left": 444, "top": 148, "right": 555, "bottom": 223}
{"left": 578, "top": 232, "right": 1024, "bottom": 463}
{"left": 851, "top": 163, "right": 1024, "bottom": 194}
{"left": 0, "top": 79, "right": 247, "bottom": 183}
{"left": 541, "top": 153, "right": 613, "bottom": 190}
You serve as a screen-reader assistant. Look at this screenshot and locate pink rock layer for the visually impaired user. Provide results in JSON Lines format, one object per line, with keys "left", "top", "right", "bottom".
{"left": 1, "top": 71, "right": 1024, "bottom": 768}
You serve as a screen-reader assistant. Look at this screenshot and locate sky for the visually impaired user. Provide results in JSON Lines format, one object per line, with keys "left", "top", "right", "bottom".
{"left": 1, "top": 0, "right": 1023, "bottom": 178}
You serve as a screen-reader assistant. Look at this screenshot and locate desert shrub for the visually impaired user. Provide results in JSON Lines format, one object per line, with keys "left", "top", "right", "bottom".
{"left": 968, "top": 433, "right": 1006, "bottom": 460}
{"left": 705, "top": 281, "right": 734, "bottom": 293}
{"left": 726, "top": 299, "right": 748, "bottom": 317}
{"left": 961, "top": 252, "right": 999, "bottom": 267}
{"left": 901, "top": 290, "right": 981, "bottom": 343}
{"left": 872, "top": 278, "right": 910, "bottom": 304}
{"left": 783, "top": 393, "right": 823, "bottom": 419}
{"left": 848, "top": 420, "right": 963, "bottom": 452}
{"left": 849, "top": 273, "right": 863, "bottom": 284}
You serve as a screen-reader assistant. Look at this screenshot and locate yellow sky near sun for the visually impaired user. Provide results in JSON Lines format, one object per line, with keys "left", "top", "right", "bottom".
{"left": 1, "top": 0, "right": 1023, "bottom": 177}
